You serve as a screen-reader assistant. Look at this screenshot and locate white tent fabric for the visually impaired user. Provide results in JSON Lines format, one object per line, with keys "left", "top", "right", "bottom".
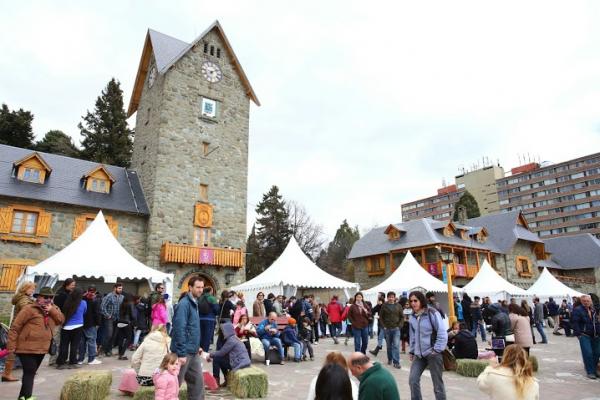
{"left": 526, "top": 267, "right": 584, "bottom": 299}
{"left": 462, "top": 260, "right": 529, "bottom": 298}
{"left": 363, "top": 251, "right": 461, "bottom": 296}
{"left": 23, "top": 211, "right": 174, "bottom": 297}
{"left": 231, "top": 237, "right": 359, "bottom": 300}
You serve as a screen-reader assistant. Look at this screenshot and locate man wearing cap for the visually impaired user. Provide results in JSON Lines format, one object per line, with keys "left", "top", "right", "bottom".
{"left": 8, "top": 287, "right": 64, "bottom": 400}
{"left": 282, "top": 318, "right": 302, "bottom": 362}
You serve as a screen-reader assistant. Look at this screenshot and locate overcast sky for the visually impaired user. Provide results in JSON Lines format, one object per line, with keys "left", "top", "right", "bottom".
{"left": 2, "top": 1, "right": 600, "bottom": 239}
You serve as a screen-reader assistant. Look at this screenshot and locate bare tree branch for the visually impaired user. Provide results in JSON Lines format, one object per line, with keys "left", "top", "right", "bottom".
{"left": 285, "top": 200, "right": 326, "bottom": 260}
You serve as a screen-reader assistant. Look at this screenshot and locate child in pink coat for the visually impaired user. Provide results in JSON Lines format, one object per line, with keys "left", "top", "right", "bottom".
{"left": 152, "top": 296, "right": 168, "bottom": 326}
{"left": 232, "top": 300, "right": 248, "bottom": 325}
{"left": 153, "top": 353, "right": 180, "bottom": 400}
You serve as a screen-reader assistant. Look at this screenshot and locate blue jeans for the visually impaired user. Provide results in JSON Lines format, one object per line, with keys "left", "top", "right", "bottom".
{"left": 288, "top": 342, "right": 302, "bottom": 360}
{"left": 385, "top": 327, "right": 401, "bottom": 365}
{"left": 471, "top": 320, "right": 486, "bottom": 341}
{"left": 578, "top": 335, "right": 600, "bottom": 375}
{"left": 200, "top": 319, "right": 216, "bottom": 352}
{"left": 535, "top": 321, "right": 547, "bottom": 343}
{"left": 261, "top": 337, "right": 284, "bottom": 359}
{"left": 329, "top": 323, "right": 341, "bottom": 338}
{"left": 78, "top": 326, "right": 98, "bottom": 362}
{"left": 377, "top": 325, "right": 385, "bottom": 347}
{"left": 102, "top": 318, "right": 116, "bottom": 354}
{"left": 409, "top": 352, "right": 447, "bottom": 400}
{"left": 353, "top": 327, "right": 369, "bottom": 354}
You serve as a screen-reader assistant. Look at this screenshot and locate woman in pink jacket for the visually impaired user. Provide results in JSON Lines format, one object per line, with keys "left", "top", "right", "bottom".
{"left": 151, "top": 296, "right": 168, "bottom": 327}
{"left": 153, "top": 353, "right": 180, "bottom": 400}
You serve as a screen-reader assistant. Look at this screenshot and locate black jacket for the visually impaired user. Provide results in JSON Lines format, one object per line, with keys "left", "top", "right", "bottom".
{"left": 264, "top": 298, "right": 273, "bottom": 315}
{"left": 83, "top": 296, "right": 101, "bottom": 328}
{"left": 289, "top": 300, "right": 303, "bottom": 322}
{"left": 490, "top": 307, "right": 512, "bottom": 337}
{"left": 452, "top": 330, "right": 478, "bottom": 359}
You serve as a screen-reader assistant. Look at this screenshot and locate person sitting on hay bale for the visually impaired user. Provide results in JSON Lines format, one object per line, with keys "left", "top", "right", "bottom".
{"left": 207, "top": 322, "right": 251, "bottom": 387}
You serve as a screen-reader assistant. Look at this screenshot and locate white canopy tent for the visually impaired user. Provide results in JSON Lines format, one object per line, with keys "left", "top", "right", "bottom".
{"left": 21, "top": 211, "right": 174, "bottom": 298}
{"left": 231, "top": 237, "right": 359, "bottom": 301}
{"left": 363, "top": 251, "right": 461, "bottom": 297}
{"left": 462, "top": 260, "right": 529, "bottom": 300}
{"left": 526, "top": 267, "right": 585, "bottom": 299}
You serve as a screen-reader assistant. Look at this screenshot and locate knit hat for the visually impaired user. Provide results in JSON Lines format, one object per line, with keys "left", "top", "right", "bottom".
{"left": 288, "top": 318, "right": 296, "bottom": 325}
{"left": 34, "top": 287, "right": 55, "bottom": 297}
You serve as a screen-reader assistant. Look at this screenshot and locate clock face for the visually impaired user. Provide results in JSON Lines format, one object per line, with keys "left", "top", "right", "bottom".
{"left": 148, "top": 66, "right": 157, "bottom": 88}
{"left": 201, "top": 61, "right": 222, "bottom": 83}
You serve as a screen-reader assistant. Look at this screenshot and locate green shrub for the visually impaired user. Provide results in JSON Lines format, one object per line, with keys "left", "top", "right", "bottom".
{"left": 60, "top": 370, "right": 112, "bottom": 400}
{"left": 455, "top": 359, "right": 489, "bottom": 378}
{"left": 228, "top": 366, "right": 268, "bottom": 398}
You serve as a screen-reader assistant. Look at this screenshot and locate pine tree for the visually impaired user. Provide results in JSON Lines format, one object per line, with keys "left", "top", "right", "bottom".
{"left": 453, "top": 190, "right": 481, "bottom": 221}
{"left": 35, "top": 130, "right": 80, "bottom": 157}
{"left": 252, "top": 185, "right": 292, "bottom": 276}
{"left": 79, "top": 78, "right": 133, "bottom": 167}
{"left": 245, "top": 224, "right": 263, "bottom": 279}
{"left": 0, "top": 103, "right": 35, "bottom": 148}
{"left": 317, "top": 219, "right": 360, "bottom": 280}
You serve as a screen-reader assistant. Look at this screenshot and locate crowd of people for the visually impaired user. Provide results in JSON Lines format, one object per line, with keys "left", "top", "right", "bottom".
{"left": 1, "top": 275, "right": 599, "bottom": 400}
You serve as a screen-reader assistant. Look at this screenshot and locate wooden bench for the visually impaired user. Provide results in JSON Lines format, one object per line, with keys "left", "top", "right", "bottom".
{"left": 250, "top": 316, "right": 292, "bottom": 359}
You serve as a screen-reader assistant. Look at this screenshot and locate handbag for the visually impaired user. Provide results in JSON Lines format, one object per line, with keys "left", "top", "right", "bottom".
{"left": 442, "top": 348, "right": 457, "bottom": 371}
{"left": 504, "top": 334, "right": 515, "bottom": 343}
{"left": 48, "top": 338, "right": 57, "bottom": 356}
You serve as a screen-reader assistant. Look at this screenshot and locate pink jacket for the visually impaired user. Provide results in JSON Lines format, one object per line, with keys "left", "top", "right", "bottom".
{"left": 153, "top": 367, "right": 180, "bottom": 400}
{"left": 151, "top": 303, "right": 168, "bottom": 326}
{"left": 232, "top": 306, "right": 248, "bottom": 325}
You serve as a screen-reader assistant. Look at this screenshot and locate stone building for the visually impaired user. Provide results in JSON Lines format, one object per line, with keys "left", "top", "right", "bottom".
{"left": 0, "top": 21, "right": 258, "bottom": 315}
{"left": 348, "top": 210, "right": 594, "bottom": 293}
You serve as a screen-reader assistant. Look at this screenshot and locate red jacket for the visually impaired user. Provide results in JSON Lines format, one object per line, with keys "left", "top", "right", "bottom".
{"left": 327, "top": 300, "right": 344, "bottom": 323}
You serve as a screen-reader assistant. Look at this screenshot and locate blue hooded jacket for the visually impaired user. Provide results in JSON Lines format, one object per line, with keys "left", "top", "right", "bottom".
{"left": 282, "top": 325, "right": 301, "bottom": 345}
{"left": 409, "top": 307, "right": 447, "bottom": 358}
{"left": 210, "top": 322, "right": 251, "bottom": 371}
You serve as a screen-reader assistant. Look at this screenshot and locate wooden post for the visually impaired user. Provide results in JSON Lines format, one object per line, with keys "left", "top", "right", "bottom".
{"left": 421, "top": 248, "right": 426, "bottom": 269}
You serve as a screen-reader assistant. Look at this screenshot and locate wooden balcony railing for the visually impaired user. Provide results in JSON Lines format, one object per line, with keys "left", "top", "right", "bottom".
{"left": 160, "top": 242, "right": 244, "bottom": 268}
{"left": 425, "top": 262, "right": 480, "bottom": 279}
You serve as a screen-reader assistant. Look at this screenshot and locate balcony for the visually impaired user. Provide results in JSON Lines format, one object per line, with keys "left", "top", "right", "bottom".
{"left": 425, "top": 262, "right": 479, "bottom": 279}
{"left": 160, "top": 242, "right": 244, "bottom": 268}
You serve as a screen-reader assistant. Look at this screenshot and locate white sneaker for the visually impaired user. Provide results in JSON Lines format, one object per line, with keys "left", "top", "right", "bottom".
{"left": 88, "top": 359, "right": 102, "bottom": 365}
{"left": 77, "top": 361, "right": 83, "bottom": 365}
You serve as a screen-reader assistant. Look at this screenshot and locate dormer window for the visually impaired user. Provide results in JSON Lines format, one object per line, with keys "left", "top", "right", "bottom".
{"left": 83, "top": 165, "right": 115, "bottom": 194}
{"left": 14, "top": 152, "right": 52, "bottom": 184}
{"left": 384, "top": 224, "right": 404, "bottom": 241}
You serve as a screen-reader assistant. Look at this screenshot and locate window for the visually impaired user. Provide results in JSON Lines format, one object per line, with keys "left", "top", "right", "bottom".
{"left": 571, "top": 172, "right": 584, "bottom": 180}
{"left": 201, "top": 98, "right": 217, "bottom": 118}
{"left": 84, "top": 166, "right": 114, "bottom": 193}
{"left": 194, "top": 227, "right": 211, "bottom": 247}
{"left": 515, "top": 256, "right": 532, "bottom": 277}
{"left": 366, "top": 256, "right": 386, "bottom": 276}
{"left": 90, "top": 178, "right": 107, "bottom": 193}
{"left": 72, "top": 214, "right": 118, "bottom": 239}
{"left": 200, "top": 184, "right": 209, "bottom": 202}
{"left": 0, "top": 205, "right": 51, "bottom": 242}
{"left": 14, "top": 153, "right": 51, "bottom": 184}
{"left": 0, "top": 259, "right": 35, "bottom": 292}
{"left": 11, "top": 211, "right": 38, "bottom": 234}
{"left": 22, "top": 168, "right": 41, "bottom": 183}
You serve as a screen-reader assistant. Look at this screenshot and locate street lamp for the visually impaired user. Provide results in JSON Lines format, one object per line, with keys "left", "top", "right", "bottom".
{"left": 439, "top": 249, "right": 457, "bottom": 324}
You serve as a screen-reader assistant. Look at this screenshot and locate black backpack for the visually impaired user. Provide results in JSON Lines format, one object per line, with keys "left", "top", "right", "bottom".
{"left": 198, "top": 295, "right": 211, "bottom": 315}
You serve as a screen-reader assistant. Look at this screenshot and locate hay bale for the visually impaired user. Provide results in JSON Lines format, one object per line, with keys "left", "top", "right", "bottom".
{"left": 529, "top": 355, "right": 538, "bottom": 372}
{"left": 228, "top": 366, "right": 268, "bottom": 398}
{"left": 132, "top": 384, "right": 188, "bottom": 400}
{"left": 455, "top": 359, "right": 489, "bottom": 378}
{"left": 60, "top": 370, "right": 112, "bottom": 400}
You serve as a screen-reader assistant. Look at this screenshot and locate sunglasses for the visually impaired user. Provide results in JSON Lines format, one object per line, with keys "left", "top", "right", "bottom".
{"left": 409, "top": 299, "right": 420, "bottom": 303}
{"left": 39, "top": 295, "right": 54, "bottom": 300}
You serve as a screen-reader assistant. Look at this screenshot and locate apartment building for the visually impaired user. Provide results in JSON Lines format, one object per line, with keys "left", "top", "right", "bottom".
{"left": 497, "top": 152, "right": 600, "bottom": 238}
{"left": 401, "top": 185, "right": 463, "bottom": 221}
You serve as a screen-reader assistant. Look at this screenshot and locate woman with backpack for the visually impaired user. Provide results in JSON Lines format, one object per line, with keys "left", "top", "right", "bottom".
{"left": 198, "top": 287, "right": 219, "bottom": 352}
{"left": 408, "top": 291, "right": 448, "bottom": 400}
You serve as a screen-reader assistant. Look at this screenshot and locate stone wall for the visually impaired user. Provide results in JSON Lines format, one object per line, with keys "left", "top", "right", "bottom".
{"left": 0, "top": 293, "right": 12, "bottom": 322}
{"left": 494, "top": 240, "right": 540, "bottom": 287}
{"left": 132, "top": 28, "right": 250, "bottom": 290}
{"left": 0, "top": 198, "right": 147, "bottom": 263}
{"left": 353, "top": 257, "right": 391, "bottom": 291}
{"left": 551, "top": 268, "right": 599, "bottom": 295}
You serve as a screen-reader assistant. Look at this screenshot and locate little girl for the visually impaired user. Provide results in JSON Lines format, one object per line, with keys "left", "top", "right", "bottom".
{"left": 153, "top": 353, "right": 180, "bottom": 400}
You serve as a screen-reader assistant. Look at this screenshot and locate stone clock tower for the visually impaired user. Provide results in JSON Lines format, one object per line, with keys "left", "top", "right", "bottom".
{"left": 127, "top": 21, "right": 259, "bottom": 290}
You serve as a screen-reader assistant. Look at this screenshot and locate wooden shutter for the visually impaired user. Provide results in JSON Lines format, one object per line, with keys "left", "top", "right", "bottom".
{"left": 72, "top": 215, "right": 87, "bottom": 239}
{"left": 0, "top": 207, "right": 12, "bottom": 234}
{"left": 108, "top": 219, "right": 118, "bottom": 238}
{"left": 36, "top": 211, "right": 52, "bottom": 237}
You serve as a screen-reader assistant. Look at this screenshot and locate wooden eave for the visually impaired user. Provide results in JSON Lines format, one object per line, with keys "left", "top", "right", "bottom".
{"left": 516, "top": 212, "right": 530, "bottom": 229}
{"left": 384, "top": 224, "right": 405, "bottom": 235}
{"left": 82, "top": 165, "right": 116, "bottom": 182}
{"left": 13, "top": 152, "right": 52, "bottom": 173}
{"left": 127, "top": 32, "right": 154, "bottom": 117}
{"left": 127, "top": 21, "right": 260, "bottom": 117}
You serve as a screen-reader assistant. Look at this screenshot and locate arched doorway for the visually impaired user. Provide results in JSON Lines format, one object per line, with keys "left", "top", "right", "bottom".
{"left": 179, "top": 273, "right": 216, "bottom": 296}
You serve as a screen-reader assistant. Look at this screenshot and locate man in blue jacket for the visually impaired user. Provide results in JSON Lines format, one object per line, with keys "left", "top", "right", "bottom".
{"left": 257, "top": 312, "right": 285, "bottom": 364}
{"left": 572, "top": 294, "right": 600, "bottom": 379}
{"left": 171, "top": 275, "right": 205, "bottom": 399}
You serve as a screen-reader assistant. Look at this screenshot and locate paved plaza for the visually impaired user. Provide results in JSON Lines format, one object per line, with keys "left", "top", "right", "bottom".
{"left": 2, "top": 329, "right": 600, "bottom": 399}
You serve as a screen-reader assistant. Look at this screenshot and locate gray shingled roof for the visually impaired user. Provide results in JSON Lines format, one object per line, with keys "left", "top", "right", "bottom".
{"left": 544, "top": 234, "right": 600, "bottom": 270}
{"left": 0, "top": 144, "right": 149, "bottom": 215}
{"left": 148, "top": 29, "right": 189, "bottom": 73}
{"left": 466, "top": 210, "right": 542, "bottom": 254}
{"left": 348, "top": 218, "right": 495, "bottom": 259}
